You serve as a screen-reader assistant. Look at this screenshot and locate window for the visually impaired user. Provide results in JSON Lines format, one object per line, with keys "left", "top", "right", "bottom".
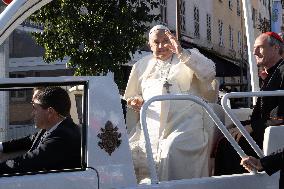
{"left": 259, "top": 12, "right": 262, "bottom": 24}
{"left": 2, "top": 82, "right": 86, "bottom": 175}
{"left": 160, "top": 0, "right": 167, "bottom": 24}
{"left": 229, "top": 0, "right": 233, "bottom": 10}
{"left": 263, "top": 0, "right": 267, "bottom": 7}
{"left": 180, "top": 0, "right": 186, "bottom": 32}
{"left": 229, "top": 25, "right": 234, "bottom": 49}
{"left": 237, "top": 0, "right": 241, "bottom": 16}
{"left": 252, "top": 8, "right": 257, "bottom": 28}
{"left": 194, "top": 6, "right": 200, "bottom": 38}
{"left": 243, "top": 35, "right": 248, "bottom": 59}
{"left": 75, "top": 94, "right": 83, "bottom": 125}
{"left": 206, "top": 14, "right": 212, "bottom": 42}
{"left": 237, "top": 31, "right": 242, "bottom": 54}
{"left": 9, "top": 73, "right": 26, "bottom": 101}
{"left": 21, "top": 19, "right": 44, "bottom": 30}
{"left": 9, "top": 73, "right": 25, "bottom": 79}
{"left": 35, "top": 72, "right": 40, "bottom": 77}
{"left": 218, "top": 19, "right": 224, "bottom": 47}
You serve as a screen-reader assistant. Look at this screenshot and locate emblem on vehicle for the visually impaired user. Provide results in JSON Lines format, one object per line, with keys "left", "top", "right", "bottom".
{"left": 97, "top": 120, "right": 122, "bottom": 155}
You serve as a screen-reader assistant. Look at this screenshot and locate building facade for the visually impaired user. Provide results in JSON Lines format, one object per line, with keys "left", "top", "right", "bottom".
{"left": 0, "top": 0, "right": 274, "bottom": 140}
{"left": 0, "top": 2, "right": 75, "bottom": 141}
{"left": 156, "top": 0, "right": 271, "bottom": 93}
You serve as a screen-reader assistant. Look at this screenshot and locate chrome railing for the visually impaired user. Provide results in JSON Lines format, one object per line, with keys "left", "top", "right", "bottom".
{"left": 221, "top": 90, "right": 284, "bottom": 158}
{"left": 140, "top": 94, "right": 248, "bottom": 184}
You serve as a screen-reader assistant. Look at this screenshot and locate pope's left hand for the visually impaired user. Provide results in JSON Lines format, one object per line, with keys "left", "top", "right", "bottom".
{"left": 229, "top": 125, "right": 253, "bottom": 142}
{"left": 164, "top": 31, "right": 183, "bottom": 56}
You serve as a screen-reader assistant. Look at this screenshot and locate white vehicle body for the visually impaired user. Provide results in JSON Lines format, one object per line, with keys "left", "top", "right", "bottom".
{"left": 0, "top": 0, "right": 282, "bottom": 189}
{"left": 0, "top": 76, "right": 280, "bottom": 189}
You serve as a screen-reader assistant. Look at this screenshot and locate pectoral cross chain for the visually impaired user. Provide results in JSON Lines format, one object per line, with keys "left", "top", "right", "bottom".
{"left": 163, "top": 80, "right": 172, "bottom": 94}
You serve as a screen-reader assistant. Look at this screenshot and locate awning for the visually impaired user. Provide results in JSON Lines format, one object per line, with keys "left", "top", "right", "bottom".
{"left": 208, "top": 54, "right": 245, "bottom": 77}
{"left": 181, "top": 42, "right": 247, "bottom": 77}
{"left": 194, "top": 48, "right": 246, "bottom": 77}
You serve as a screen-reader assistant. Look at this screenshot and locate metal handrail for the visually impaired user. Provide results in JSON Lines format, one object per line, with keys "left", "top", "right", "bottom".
{"left": 140, "top": 94, "right": 248, "bottom": 184}
{"left": 221, "top": 90, "right": 284, "bottom": 159}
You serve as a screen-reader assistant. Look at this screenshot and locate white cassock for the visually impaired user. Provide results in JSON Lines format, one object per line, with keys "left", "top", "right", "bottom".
{"left": 124, "top": 48, "right": 218, "bottom": 182}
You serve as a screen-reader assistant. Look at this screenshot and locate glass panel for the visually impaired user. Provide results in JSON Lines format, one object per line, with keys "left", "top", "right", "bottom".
{"left": 0, "top": 84, "right": 86, "bottom": 175}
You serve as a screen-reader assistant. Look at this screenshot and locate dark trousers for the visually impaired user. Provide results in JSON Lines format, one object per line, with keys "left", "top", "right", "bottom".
{"left": 214, "top": 137, "right": 258, "bottom": 176}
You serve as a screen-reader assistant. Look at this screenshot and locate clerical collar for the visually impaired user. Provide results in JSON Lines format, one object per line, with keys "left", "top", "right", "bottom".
{"left": 156, "top": 55, "right": 173, "bottom": 64}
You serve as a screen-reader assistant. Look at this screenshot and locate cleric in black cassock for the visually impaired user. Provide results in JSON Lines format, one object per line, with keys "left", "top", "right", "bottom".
{"left": 214, "top": 32, "right": 284, "bottom": 176}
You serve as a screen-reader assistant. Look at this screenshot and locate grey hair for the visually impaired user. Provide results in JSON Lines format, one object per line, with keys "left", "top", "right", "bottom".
{"left": 267, "top": 35, "right": 284, "bottom": 55}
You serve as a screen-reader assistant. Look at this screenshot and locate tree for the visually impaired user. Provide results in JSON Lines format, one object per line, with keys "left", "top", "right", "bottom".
{"left": 30, "top": 0, "right": 158, "bottom": 88}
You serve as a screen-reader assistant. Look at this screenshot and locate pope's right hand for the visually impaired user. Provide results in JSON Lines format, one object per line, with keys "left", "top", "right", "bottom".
{"left": 229, "top": 125, "right": 253, "bottom": 142}
{"left": 127, "top": 96, "right": 144, "bottom": 112}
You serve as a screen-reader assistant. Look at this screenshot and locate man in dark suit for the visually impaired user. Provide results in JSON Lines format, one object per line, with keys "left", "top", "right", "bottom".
{"left": 0, "top": 86, "right": 81, "bottom": 174}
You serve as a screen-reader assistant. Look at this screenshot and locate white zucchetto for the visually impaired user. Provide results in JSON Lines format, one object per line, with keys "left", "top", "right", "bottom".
{"left": 149, "top": 25, "right": 170, "bottom": 39}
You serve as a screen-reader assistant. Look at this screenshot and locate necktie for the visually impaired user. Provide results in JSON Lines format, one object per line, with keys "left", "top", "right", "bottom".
{"left": 29, "top": 130, "right": 45, "bottom": 151}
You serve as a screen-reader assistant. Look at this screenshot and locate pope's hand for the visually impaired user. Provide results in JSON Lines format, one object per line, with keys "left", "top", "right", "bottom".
{"left": 229, "top": 125, "right": 253, "bottom": 142}
{"left": 164, "top": 31, "right": 183, "bottom": 55}
{"left": 127, "top": 96, "right": 144, "bottom": 112}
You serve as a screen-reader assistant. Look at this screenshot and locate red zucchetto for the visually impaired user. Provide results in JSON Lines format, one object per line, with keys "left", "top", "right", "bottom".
{"left": 265, "top": 32, "right": 284, "bottom": 43}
